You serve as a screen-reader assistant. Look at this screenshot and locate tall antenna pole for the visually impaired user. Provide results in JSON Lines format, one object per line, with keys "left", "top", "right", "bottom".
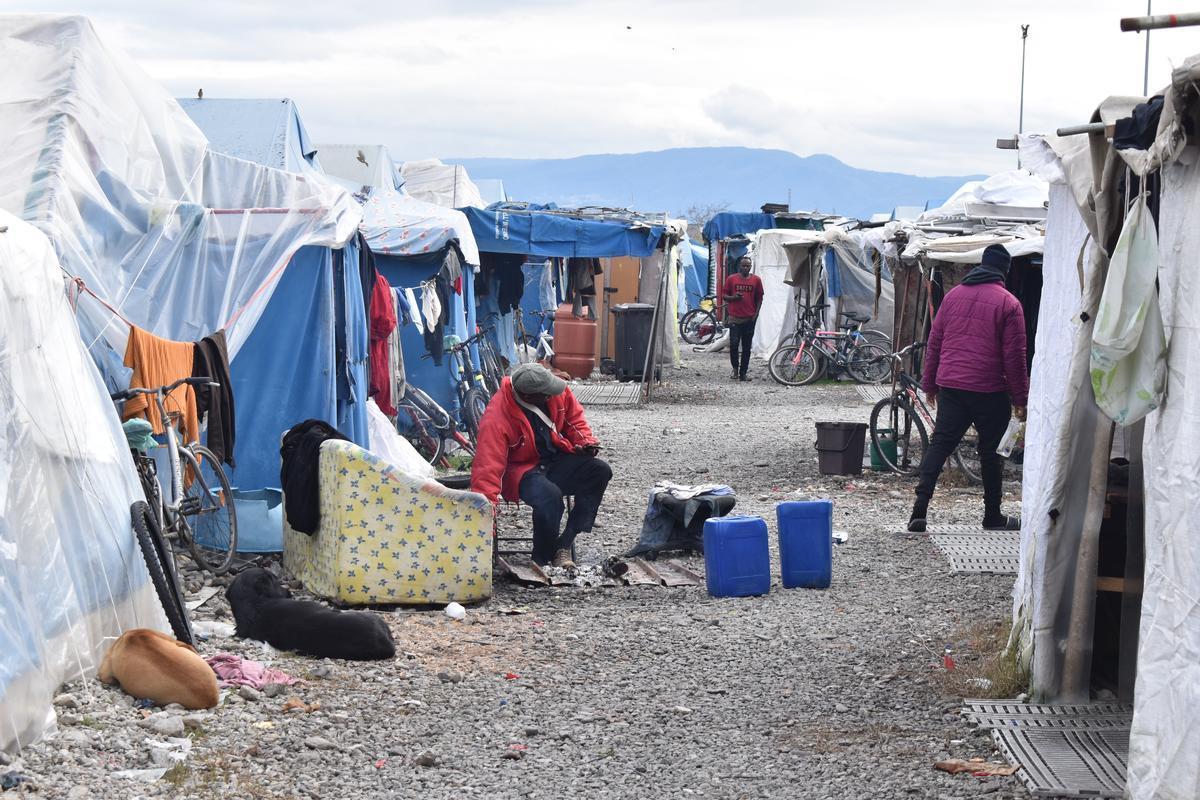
{"left": 1143, "top": 0, "right": 1152, "bottom": 95}
{"left": 1018, "top": 24, "right": 1029, "bottom": 167}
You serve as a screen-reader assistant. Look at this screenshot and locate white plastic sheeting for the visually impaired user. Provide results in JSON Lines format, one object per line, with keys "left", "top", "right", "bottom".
{"left": 399, "top": 159, "right": 486, "bottom": 210}
{"left": 358, "top": 188, "right": 481, "bottom": 267}
{"left": 1, "top": 211, "right": 165, "bottom": 752}
{"left": 317, "top": 144, "right": 403, "bottom": 192}
{"left": 1128, "top": 151, "right": 1200, "bottom": 800}
{"left": 0, "top": 15, "right": 361, "bottom": 360}
{"left": 1010, "top": 182, "right": 1090, "bottom": 687}
{"left": 921, "top": 170, "right": 1049, "bottom": 221}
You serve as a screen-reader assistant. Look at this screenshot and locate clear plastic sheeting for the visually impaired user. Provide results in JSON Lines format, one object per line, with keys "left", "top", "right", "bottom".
{"left": 399, "top": 159, "right": 486, "bottom": 210}
{"left": 0, "top": 15, "right": 361, "bottom": 359}
{"left": 920, "top": 170, "right": 1050, "bottom": 221}
{"left": 1128, "top": 152, "right": 1200, "bottom": 800}
{"left": 1, "top": 211, "right": 165, "bottom": 753}
{"left": 317, "top": 144, "right": 404, "bottom": 192}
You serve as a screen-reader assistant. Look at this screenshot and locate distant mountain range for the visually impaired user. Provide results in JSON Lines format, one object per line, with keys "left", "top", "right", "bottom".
{"left": 448, "top": 147, "right": 984, "bottom": 221}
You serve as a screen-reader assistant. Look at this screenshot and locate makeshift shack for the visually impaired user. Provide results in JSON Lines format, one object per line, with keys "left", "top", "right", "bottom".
{"left": 1011, "top": 57, "right": 1200, "bottom": 799}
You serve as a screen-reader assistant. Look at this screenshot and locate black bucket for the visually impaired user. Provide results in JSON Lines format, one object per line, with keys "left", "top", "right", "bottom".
{"left": 814, "top": 422, "right": 868, "bottom": 476}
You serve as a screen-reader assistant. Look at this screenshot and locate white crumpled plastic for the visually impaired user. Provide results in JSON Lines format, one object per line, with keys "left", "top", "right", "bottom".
{"left": 1089, "top": 194, "right": 1167, "bottom": 425}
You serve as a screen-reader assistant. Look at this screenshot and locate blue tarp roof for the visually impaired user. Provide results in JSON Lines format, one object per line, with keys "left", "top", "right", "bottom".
{"left": 178, "top": 98, "right": 321, "bottom": 174}
{"left": 461, "top": 207, "right": 664, "bottom": 258}
{"left": 702, "top": 211, "right": 776, "bottom": 243}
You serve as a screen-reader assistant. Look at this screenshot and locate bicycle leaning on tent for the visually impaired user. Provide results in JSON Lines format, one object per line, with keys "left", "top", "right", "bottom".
{"left": 395, "top": 383, "right": 475, "bottom": 467}
{"left": 515, "top": 307, "right": 556, "bottom": 362}
{"left": 867, "top": 342, "right": 982, "bottom": 484}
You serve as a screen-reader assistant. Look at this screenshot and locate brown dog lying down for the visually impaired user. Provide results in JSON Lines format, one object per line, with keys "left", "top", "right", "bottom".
{"left": 98, "top": 628, "right": 219, "bottom": 710}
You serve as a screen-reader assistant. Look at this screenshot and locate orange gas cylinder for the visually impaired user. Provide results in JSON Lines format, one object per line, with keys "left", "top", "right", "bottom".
{"left": 551, "top": 303, "right": 598, "bottom": 380}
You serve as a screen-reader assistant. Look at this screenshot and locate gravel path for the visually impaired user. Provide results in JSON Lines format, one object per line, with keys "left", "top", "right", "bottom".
{"left": 8, "top": 350, "right": 1028, "bottom": 799}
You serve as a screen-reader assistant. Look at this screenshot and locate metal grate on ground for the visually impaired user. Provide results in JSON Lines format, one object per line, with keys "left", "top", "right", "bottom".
{"left": 993, "top": 727, "right": 1129, "bottom": 798}
{"left": 963, "top": 700, "right": 1133, "bottom": 730}
{"left": 930, "top": 531, "right": 1020, "bottom": 574}
{"left": 855, "top": 384, "right": 893, "bottom": 405}
{"left": 888, "top": 523, "right": 999, "bottom": 537}
{"left": 570, "top": 382, "right": 645, "bottom": 406}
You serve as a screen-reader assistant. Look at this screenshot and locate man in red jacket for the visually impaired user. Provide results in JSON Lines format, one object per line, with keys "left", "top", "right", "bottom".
{"left": 722, "top": 256, "right": 765, "bottom": 381}
{"left": 908, "top": 244, "right": 1028, "bottom": 533}
{"left": 471, "top": 363, "right": 611, "bottom": 568}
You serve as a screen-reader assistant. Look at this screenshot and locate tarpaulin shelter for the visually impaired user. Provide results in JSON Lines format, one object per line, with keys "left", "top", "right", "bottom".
{"left": 399, "top": 159, "right": 486, "bottom": 210}
{"left": 0, "top": 13, "right": 361, "bottom": 748}
{"left": 701, "top": 210, "right": 828, "bottom": 298}
{"left": 320, "top": 144, "right": 482, "bottom": 416}
{"left": 0, "top": 211, "right": 165, "bottom": 753}
{"left": 179, "top": 97, "right": 373, "bottom": 497}
{"left": 747, "top": 228, "right": 895, "bottom": 359}
{"left": 1010, "top": 57, "right": 1200, "bottom": 799}
{"left": 460, "top": 204, "right": 680, "bottom": 383}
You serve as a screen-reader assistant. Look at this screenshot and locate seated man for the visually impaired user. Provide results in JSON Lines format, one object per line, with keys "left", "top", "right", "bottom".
{"left": 471, "top": 363, "right": 612, "bottom": 568}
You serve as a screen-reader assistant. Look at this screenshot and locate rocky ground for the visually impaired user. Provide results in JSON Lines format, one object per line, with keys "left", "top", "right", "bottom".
{"left": 5, "top": 349, "right": 1028, "bottom": 800}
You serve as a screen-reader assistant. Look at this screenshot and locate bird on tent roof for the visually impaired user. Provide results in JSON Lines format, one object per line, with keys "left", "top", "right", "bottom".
{"left": 197, "top": 88, "right": 203, "bottom": 99}
{"left": 357, "top": 150, "right": 369, "bottom": 166}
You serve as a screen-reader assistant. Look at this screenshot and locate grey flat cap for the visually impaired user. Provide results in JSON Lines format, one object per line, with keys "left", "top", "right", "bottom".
{"left": 510, "top": 363, "right": 567, "bottom": 396}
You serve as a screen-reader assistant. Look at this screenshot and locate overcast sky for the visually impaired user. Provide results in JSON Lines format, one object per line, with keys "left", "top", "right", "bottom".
{"left": 23, "top": 1, "right": 1200, "bottom": 176}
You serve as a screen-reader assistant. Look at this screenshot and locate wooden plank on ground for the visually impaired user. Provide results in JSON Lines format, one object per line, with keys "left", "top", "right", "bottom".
{"left": 621, "top": 558, "right": 660, "bottom": 586}
{"left": 653, "top": 560, "right": 703, "bottom": 587}
{"left": 497, "top": 557, "right": 550, "bottom": 586}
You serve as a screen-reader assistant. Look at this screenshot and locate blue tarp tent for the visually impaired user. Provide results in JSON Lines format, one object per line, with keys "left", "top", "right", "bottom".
{"left": 702, "top": 212, "right": 775, "bottom": 243}
{"left": 460, "top": 206, "right": 665, "bottom": 259}
{"left": 180, "top": 98, "right": 371, "bottom": 501}
{"left": 679, "top": 236, "right": 706, "bottom": 310}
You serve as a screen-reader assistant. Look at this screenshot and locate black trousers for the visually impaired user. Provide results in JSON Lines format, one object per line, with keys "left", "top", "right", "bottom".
{"left": 518, "top": 454, "right": 612, "bottom": 564}
{"left": 914, "top": 387, "right": 1011, "bottom": 515}
{"left": 728, "top": 318, "right": 757, "bottom": 377}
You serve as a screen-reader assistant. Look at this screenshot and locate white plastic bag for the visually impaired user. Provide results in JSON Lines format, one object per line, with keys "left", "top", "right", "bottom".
{"left": 364, "top": 399, "right": 436, "bottom": 479}
{"left": 997, "top": 418, "right": 1025, "bottom": 458}
{"left": 1090, "top": 195, "right": 1167, "bottom": 425}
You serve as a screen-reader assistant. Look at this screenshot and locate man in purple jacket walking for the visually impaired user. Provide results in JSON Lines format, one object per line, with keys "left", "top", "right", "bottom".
{"left": 908, "top": 244, "right": 1028, "bottom": 533}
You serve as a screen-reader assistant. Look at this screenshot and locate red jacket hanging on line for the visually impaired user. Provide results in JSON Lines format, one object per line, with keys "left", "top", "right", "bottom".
{"left": 368, "top": 273, "right": 398, "bottom": 415}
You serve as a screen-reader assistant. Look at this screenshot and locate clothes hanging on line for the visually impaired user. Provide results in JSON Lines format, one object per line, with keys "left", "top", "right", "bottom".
{"left": 368, "top": 273, "right": 398, "bottom": 416}
{"left": 123, "top": 325, "right": 200, "bottom": 444}
{"left": 403, "top": 287, "right": 423, "bottom": 334}
{"left": 388, "top": 289, "right": 406, "bottom": 405}
{"left": 421, "top": 273, "right": 451, "bottom": 366}
{"left": 191, "top": 329, "right": 236, "bottom": 467}
{"left": 394, "top": 287, "right": 414, "bottom": 328}
{"left": 566, "top": 257, "right": 603, "bottom": 319}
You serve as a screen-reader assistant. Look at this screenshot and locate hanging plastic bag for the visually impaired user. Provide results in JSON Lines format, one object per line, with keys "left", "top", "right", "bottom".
{"left": 1090, "top": 194, "right": 1167, "bottom": 426}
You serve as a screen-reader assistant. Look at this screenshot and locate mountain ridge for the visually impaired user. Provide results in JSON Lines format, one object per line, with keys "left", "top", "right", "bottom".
{"left": 444, "top": 146, "right": 985, "bottom": 220}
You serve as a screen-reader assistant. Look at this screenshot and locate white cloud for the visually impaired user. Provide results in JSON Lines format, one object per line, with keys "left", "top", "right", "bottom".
{"left": 18, "top": 1, "right": 1200, "bottom": 176}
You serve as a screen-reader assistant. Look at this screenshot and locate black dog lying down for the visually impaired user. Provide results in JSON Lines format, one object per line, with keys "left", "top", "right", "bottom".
{"left": 226, "top": 568, "right": 395, "bottom": 661}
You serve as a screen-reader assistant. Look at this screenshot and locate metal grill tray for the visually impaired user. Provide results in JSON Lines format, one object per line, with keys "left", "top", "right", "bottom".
{"left": 571, "top": 382, "right": 644, "bottom": 406}
{"left": 940, "top": 554, "right": 1019, "bottom": 574}
{"left": 889, "top": 523, "right": 1003, "bottom": 537}
{"left": 963, "top": 701, "right": 1133, "bottom": 730}
{"left": 993, "top": 727, "right": 1129, "bottom": 798}
{"left": 931, "top": 531, "right": 1020, "bottom": 574}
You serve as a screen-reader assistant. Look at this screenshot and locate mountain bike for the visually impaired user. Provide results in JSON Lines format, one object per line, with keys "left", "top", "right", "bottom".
{"left": 767, "top": 321, "right": 891, "bottom": 386}
{"left": 781, "top": 301, "right": 891, "bottom": 350}
{"left": 130, "top": 499, "right": 194, "bottom": 646}
{"left": 679, "top": 296, "right": 726, "bottom": 345}
{"left": 111, "top": 377, "right": 238, "bottom": 575}
{"left": 867, "top": 342, "right": 981, "bottom": 483}
{"left": 426, "top": 332, "right": 492, "bottom": 443}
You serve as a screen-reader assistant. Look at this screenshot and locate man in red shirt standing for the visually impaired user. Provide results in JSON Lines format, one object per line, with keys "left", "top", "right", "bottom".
{"left": 722, "top": 256, "right": 765, "bottom": 381}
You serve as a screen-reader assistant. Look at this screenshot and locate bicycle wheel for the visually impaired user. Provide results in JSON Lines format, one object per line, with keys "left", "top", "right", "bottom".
{"left": 845, "top": 342, "right": 893, "bottom": 384}
{"left": 768, "top": 344, "right": 824, "bottom": 386}
{"left": 131, "top": 501, "right": 194, "bottom": 646}
{"left": 406, "top": 386, "right": 453, "bottom": 429}
{"left": 680, "top": 308, "right": 718, "bottom": 345}
{"left": 869, "top": 396, "right": 928, "bottom": 476}
{"left": 398, "top": 402, "right": 445, "bottom": 466}
{"left": 859, "top": 329, "right": 892, "bottom": 348}
{"left": 133, "top": 453, "right": 167, "bottom": 534}
{"left": 179, "top": 445, "right": 237, "bottom": 575}
{"left": 951, "top": 426, "right": 983, "bottom": 484}
{"left": 462, "top": 388, "right": 488, "bottom": 442}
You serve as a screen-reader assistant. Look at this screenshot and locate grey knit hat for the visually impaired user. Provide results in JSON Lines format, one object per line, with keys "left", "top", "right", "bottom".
{"left": 510, "top": 363, "right": 567, "bottom": 396}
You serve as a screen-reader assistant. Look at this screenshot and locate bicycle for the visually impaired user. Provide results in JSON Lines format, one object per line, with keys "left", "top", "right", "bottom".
{"left": 867, "top": 342, "right": 982, "bottom": 483}
{"left": 111, "top": 377, "right": 238, "bottom": 576}
{"left": 395, "top": 383, "right": 475, "bottom": 466}
{"left": 781, "top": 301, "right": 891, "bottom": 350}
{"left": 679, "top": 296, "right": 726, "bottom": 345}
{"left": 426, "top": 333, "right": 492, "bottom": 442}
{"left": 474, "top": 319, "right": 507, "bottom": 395}
{"left": 767, "top": 316, "right": 892, "bottom": 386}
{"left": 516, "top": 308, "right": 556, "bottom": 362}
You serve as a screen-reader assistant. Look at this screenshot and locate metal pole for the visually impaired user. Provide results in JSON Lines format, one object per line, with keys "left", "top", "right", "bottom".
{"left": 1121, "top": 11, "right": 1200, "bottom": 31}
{"left": 1143, "top": 1, "right": 1152, "bottom": 96}
{"left": 1018, "top": 25, "right": 1029, "bottom": 168}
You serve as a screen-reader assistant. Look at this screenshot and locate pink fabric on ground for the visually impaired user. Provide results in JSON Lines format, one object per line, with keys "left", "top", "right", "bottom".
{"left": 205, "top": 653, "right": 302, "bottom": 689}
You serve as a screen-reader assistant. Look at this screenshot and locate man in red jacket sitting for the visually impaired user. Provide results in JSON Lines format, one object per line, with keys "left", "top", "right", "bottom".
{"left": 471, "top": 363, "right": 611, "bottom": 568}
{"left": 908, "top": 244, "right": 1028, "bottom": 533}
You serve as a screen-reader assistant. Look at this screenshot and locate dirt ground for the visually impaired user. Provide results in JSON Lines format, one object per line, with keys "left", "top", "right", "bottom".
{"left": 10, "top": 349, "right": 1028, "bottom": 800}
